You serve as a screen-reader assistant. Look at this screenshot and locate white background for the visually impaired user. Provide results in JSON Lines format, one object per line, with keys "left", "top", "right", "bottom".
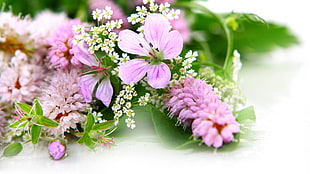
{"left": 1, "top": 0, "right": 310, "bottom": 173}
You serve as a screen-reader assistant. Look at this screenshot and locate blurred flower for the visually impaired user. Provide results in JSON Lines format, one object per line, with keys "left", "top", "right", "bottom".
{"left": 0, "top": 50, "right": 45, "bottom": 103}
{"left": 0, "top": 107, "right": 6, "bottom": 141}
{"left": 164, "top": 77, "right": 240, "bottom": 148}
{"left": 30, "top": 10, "right": 69, "bottom": 58}
{"left": 0, "top": 11, "right": 34, "bottom": 62}
{"left": 48, "top": 140, "right": 66, "bottom": 160}
{"left": 46, "top": 19, "right": 89, "bottom": 69}
{"left": 169, "top": 11, "right": 191, "bottom": 43}
{"left": 39, "top": 70, "right": 88, "bottom": 136}
{"left": 88, "top": 0, "right": 129, "bottom": 29}
{"left": 118, "top": 13, "right": 183, "bottom": 88}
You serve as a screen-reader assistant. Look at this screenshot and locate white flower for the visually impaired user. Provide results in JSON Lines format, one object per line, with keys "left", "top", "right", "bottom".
{"left": 136, "top": 6, "right": 148, "bottom": 16}
{"left": 149, "top": 3, "right": 158, "bottom": 12}
{"left": 128, "top": 14, "right": 140, "bottom": 25}
{"left": 159, "top": 2, "right": 170, "bottom": 13}
{"left": 167, "top": 9, "right": 180, "bottom": 20}
{"left": 143, "top": 0, "right": 154, "bottom": 4}
{"left": 92, "top": 9, "right": 103, "bottom": 21}
{"left": 125, "top": 118, "right": 136, "bottom": 129}
{"left": 103, "top": 6, "right": 113, "bottom": 19}
{"left": 232, "top": 50, "right": 242, "bottom": 82}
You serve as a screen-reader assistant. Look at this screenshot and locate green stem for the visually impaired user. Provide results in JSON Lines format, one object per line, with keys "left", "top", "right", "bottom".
{"left": 192, "top": 62, "right": 223, "bottom": 70}
{"left": 175, "top": 2, "right": 234, "bottom": 73}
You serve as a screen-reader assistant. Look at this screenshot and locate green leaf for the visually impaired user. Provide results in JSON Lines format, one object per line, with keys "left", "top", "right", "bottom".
{"left": 83, "top": 135, "right": 95, "bottom": 150}
{"left": 93, "top": 120, "right": 115, "bottom": 131}
{"left": 150, "top": 106, "right": 192, "bottom": 148}
{"left": 85, "top": 112, "right": 95, "bottom": 133}
{"left": 33, "top": 99, "right": 43, "bottom": 116}
{"left": 235, "top": 106, "right": 256, "bottom": 122}
{"left": 34, "top": 116, "right": 59, "bottom": 127}
{"left": 16, "top": 103, "right": 32, "bottom": 115}
{"left": 8, "top": 119, "right": 28, "bottom": 128}
{"left": 31, "top": 124, "right": 42, "bottom": 144}
{"left": 2, "top": 142, "right": 23, "bottom": 157}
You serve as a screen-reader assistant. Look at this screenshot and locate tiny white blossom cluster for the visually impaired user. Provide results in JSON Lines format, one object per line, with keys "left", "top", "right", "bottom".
{"left": 92, "top": 7, "right": 113, "bottom": 21}
{"left": 111, "top": 53, "right": 130, "bottom": 76}
{"left": 169, "top": 50, "right": 198, "bottom": 86}
{"left": 232, "top": 50, "right": 242, "bottom": 82}
{"left": 72, "top": 7, "right": 123, "bottom": 54}
{"left": 112, "top": 84, "right": 138, "bottom": 129}
{"left": 128, "top": 0, "right": 180, "bottom": 33}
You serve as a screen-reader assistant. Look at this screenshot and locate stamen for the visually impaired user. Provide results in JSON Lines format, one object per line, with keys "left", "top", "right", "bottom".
{"left": 149, "top": 42, "right": 153, "bottom": 48}
{"left": 139, "top": 43, "right": 143, "bottom": 48}
{"left": 155, "top": 48, "right": 160, "bottom": 52}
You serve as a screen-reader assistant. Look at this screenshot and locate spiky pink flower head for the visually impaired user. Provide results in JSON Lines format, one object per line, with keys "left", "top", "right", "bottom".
{"left": 39, "top": 69, "right": 88, "bottom": 136}
{"left": 47, "top": 19, "right": 89, "bottom": 69}
{"left": 0, "top": 51, "right": 45, "bottom": 104}
{"left": 118, "top": 13, "right": 183, "bottom": 88}
{"left": 48, "top": 140, "right": 66, "bottom": 160}
{"left": 88, "top": 0, "right": 129, "bottom": 29}
{"left": 165, "top": 77, "right": 240, "bottom": 148}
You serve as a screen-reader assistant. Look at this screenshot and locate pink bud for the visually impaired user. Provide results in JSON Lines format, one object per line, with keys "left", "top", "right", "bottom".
{"left": 48, "top": 140, "right": 66, "bottom": 160}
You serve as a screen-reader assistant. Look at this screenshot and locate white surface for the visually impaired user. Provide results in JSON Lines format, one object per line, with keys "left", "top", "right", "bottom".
{"left": 1, "top": 0, "right": 310, "bottom": 173}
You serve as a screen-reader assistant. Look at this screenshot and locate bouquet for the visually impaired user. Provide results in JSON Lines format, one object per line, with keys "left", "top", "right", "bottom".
{"left": 0, "top": 0, "right": 297, "bottom": 160}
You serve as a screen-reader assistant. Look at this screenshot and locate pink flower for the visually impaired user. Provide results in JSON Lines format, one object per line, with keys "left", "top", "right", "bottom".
{"left": 39, "top": 70, "right": 88, "bottom": 136}
{"left": 118, "top": 13, "right": 183, "bottom": 88}
{"left": 48, "top": 140, "right": 66, "bottom": 160}
{"left": 76, "top": 45, "right": 113, "bottom": 107}
{"left": 47, "top": 19, "right": 88, "bottom": 69}
{"left": 164, "top": 77, "right": 240, "bottom": 148}
{"left": 169, "top": 11, "right": 191, "bottom": 43}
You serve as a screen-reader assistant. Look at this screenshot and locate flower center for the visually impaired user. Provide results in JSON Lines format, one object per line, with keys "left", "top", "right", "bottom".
{"left": 0, "top": 36, "right": 30, "bottom": 55}
{"left": 139, "top": 42, "right": 164, "bottom": 65}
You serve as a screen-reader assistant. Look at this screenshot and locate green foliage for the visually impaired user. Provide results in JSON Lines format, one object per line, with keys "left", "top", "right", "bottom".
{"left": 2, "top": 142, "right": 23, "bottom": 157}
{"left": 150, "top": 106, "right": 192, "bottom": 148}
{"left": 77, "top": 111, "right": 116, "bottom": 150}
{"left": 148, "top": 104, "right": 256, "bottom": 151}
{"left": 31, "top": 124, "right": 42, "bottom": 144}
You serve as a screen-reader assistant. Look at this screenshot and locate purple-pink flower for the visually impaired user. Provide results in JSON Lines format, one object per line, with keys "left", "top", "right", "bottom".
{"left": 48, "top": 140, "right": 66, "bottom": 160}
{"left": 118, "top": 13, "right": 183, "bottom": 88}
{"left": 164, "top": 77, "right": 240, "bottom": 148}
{"left": 76, "top": 45, "right": 113, "bottom": 107}
{"left": 47, "top": 19, "right": 89, "bottom": 69}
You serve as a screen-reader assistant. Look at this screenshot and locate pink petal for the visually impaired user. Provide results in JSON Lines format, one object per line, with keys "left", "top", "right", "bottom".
{"left": 95, "top": 78, "right": 113, "bottom": 107}
{"left": 144, "top": 14, "right": 170, "bottom": 50}
{"left": 213, "top": 135, "right": 224, "bottom": 148}
{"left": 118, "top": 59, "right": 149, "bottom": 84}
{"left": 147, "top": 62, "right": 171, "bottom": 89}
{"left": 72, "top": 44, "right": 98, "bottom": 66}
{"left": 118, "top": 29, "right": 150, "bottom": 56}
{"left": 161, "top": 30, "right": 183, "bottom": 59}
{"left": 80, "top": 74, "right": 100, "bottom": 102}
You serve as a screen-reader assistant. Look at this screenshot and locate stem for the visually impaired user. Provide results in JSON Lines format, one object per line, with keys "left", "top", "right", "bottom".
{"left": 175, "top": 2, "right": 234, "bottom": 73}
{"left": 192, "top": 62, "right": 223, "bottom": 70}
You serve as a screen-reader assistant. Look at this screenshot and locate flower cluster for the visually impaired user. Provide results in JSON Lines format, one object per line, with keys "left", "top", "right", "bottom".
{"left": 39, "top": 69, "right": 88, "bottom": 136}
{"left": 199, "top": 66, "right": 246, "bottom": 112}
{"left": 164, "top": 77, "right": 240, "bottom": 148}
{"left": 0, "top": 0, "right": 259, "bottom": 160}
{"left": 112, "top": 84, "right": 138, "bottom": 129}
{"left": 73, "top": 7, "right": 122, "bottom": 54}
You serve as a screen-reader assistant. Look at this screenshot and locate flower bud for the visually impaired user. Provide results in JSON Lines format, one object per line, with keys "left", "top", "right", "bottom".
{"left": 48, "top": 140, "right": 66, "bottom": 160}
